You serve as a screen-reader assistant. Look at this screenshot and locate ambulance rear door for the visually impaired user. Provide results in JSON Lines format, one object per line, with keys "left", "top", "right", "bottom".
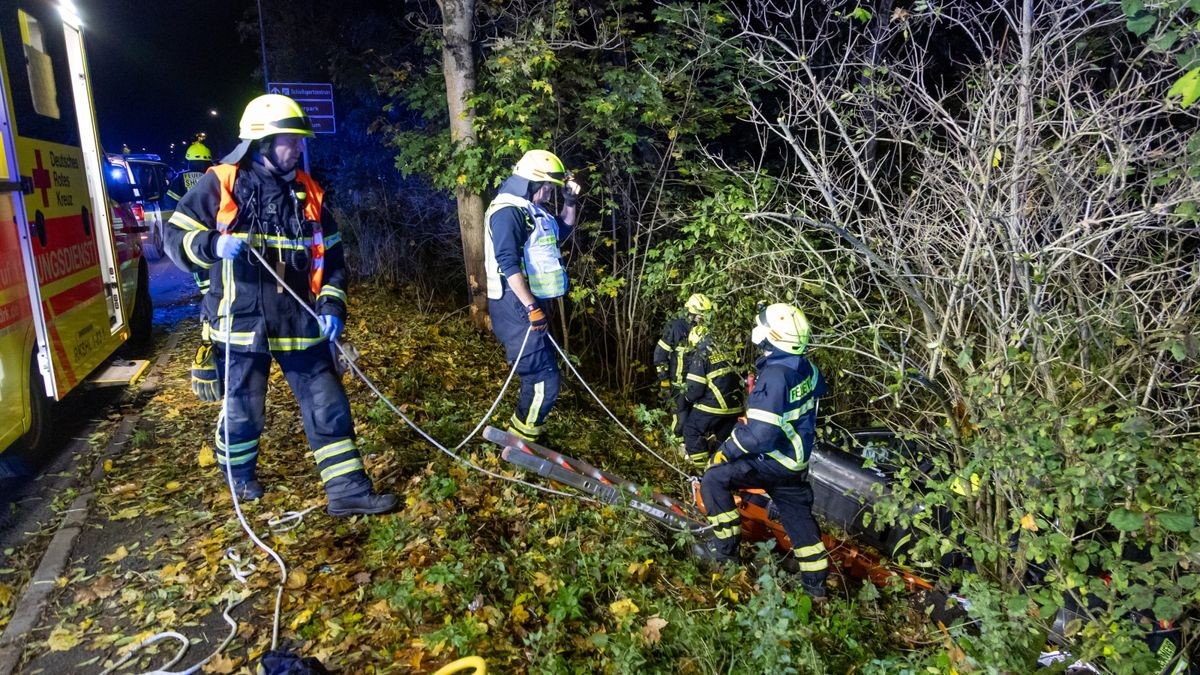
{"left": 0, "top": 0, "right": 126, "bottom": 399}
{"left": 0, "top": 87, "right": 41, "bottom": 441}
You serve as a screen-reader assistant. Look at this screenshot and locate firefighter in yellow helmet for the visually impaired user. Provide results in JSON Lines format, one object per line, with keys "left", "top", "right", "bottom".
{"left": 167, "top": 140, "right": 214, "bottom": 204}
{"left": 681, "top": 324, "right": 744, "bottom": 470}
{"left": 483, "top": 150, "right": 582, "bottom": 442}
{"left": 166, "top": 138, "right": 222, "bottom": 401}
{"left": 699, "top": 303, "right": 830, "bottom": 598}
{"left": 164, "top": 94, "right": 397, "bottom": 515}
{"left": 653, "top": 293, "right": 712, "bottom": 449}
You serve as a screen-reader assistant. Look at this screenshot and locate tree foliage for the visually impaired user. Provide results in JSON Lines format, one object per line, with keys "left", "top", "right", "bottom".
{"left": 381, "top": 1, "right": 752, "bottom": 389}
{"left": 658, "top": 1, "right": 1200, "bottom": 670}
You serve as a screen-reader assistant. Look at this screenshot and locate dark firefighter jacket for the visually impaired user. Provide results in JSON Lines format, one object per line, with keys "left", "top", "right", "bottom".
{"left": 165, "top": 170, "right": 206, "bottom": 207}
{"left": 653, "top": 316, "right": 692, "bottom": 385}
{"left": 684, "top": 337, "right": 745, "bottom": 416}
{"left": 164, "top": 161, "right": 347, "bottom": 353}
{"left": 718, "top": 351, "right": 827, "bottom": 471}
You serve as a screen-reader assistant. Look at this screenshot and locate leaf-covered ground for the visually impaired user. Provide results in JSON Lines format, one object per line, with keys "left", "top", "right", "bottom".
{"left": 15, "top": 285, "right": 931, "bottom": 674}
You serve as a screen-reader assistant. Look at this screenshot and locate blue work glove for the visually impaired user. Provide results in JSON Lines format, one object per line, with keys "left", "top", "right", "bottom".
{"left": 215, "top": 234, "right": 245, "bottom": 260}
{"left": 318, "top": 314, "right": 344, "bottom": 342}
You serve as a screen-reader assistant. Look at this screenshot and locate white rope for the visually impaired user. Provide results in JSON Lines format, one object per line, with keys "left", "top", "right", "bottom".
{"left": 244, "top": 247, "right": 599, "bottom": 503}
{"left": 108, "top": 258, "right": 289, "bottom": 675}
{"left": 115, "top": 223, "right": 711, "bottom": 672}
{"left": 215, "top": 260, "right": 289, "bottom": 652}
{"left": 545, "top": 333, "right": 695, "bottom": 480}
{"left": 337, "top": 334, "right": 715, "bottom": 533}
{"left": 245, "top": 248, "right": 711, "bottom": 530}
{"left": 268, "top": 506, "right": 320, "bottom": 533}
{"left": 224, "top": 549, "right": 257, "bottom": 584}
{"left": 338, "top": 326, "right": 599, "bottom": 504}
{"left": 98, "top": 596, "right": 244, "bottom": 675}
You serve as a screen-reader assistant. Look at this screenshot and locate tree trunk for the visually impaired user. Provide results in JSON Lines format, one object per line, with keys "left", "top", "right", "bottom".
{"left": 438, "top": 0, "right": 489, "bottom": 330}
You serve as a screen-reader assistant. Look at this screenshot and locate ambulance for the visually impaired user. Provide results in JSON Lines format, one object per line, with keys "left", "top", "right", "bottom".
{"left": 0, "top": 0, "right": 151, "bottom": 456}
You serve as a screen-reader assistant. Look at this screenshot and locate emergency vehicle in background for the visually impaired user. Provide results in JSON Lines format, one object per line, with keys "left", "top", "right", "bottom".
{"left": 0, "top": 0, "right": 151, "bottom": 457}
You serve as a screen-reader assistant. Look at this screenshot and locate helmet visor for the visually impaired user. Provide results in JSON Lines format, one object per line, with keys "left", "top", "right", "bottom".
{"left": 274, "top": 116, "right": 314, "bottom": 134}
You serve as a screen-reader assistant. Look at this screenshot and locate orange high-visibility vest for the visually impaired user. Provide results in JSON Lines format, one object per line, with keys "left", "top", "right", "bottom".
{"left": 209, "top": 164, "right": 327, "bottom": 295}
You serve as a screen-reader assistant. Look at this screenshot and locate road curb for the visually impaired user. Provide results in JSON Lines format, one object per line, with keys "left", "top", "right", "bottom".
{"left": 0, "top": 416, "right": 136, "bottom": 675}
{"left": 0, "top": 331, "right": 182, "bottom": 675}
{"left": 140, "top": 330, "right": 183, "bottom": 394}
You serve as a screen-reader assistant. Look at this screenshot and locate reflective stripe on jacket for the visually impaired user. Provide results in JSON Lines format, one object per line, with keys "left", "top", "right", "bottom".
{"left": 652, "top": 317, "right": 692, "bottom": 385}
{"left": 684, "top": 338, "right": 744, "bottom": 415}
{"left": 210, "top": 164, "right": 328, "bottom": 295}
{"left": 484, "top": 193, "right": 567, "bottom": 300}
{"left": 720, "top": 353, "right": 826, "bottom": 471}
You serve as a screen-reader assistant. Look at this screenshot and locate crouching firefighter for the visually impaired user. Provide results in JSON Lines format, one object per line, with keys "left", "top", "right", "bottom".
{"left": 682, "top": 326, "right": 744, "bottom": 470}
{"left": 484, "top": 150, "right": 581, "bottom": 443}
{"left": 163, "top": 94, "right": 397, "bottom": 516}
{"left": 699, "top": 303, "right": 830, "bottom": 597}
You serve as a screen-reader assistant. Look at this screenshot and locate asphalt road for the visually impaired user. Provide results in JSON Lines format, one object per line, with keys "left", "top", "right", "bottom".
{"left": 0, "top": 254, "right": 198, "bottom": 573}
{"left": 145, "top": 251, "right": 202, "bottom": 328}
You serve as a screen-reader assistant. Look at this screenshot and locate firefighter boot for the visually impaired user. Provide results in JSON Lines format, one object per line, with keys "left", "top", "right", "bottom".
{"left": 692, "top": 538, "right": 739, "bottom": 569}
{"left": 234, "top": 479, "right": 265, "bottom": 501}
{"left": 326, "top": 490, "right": 399, "bottom": 517}
{"left": 801, "top": 572, "right": 828, "bottom": 600}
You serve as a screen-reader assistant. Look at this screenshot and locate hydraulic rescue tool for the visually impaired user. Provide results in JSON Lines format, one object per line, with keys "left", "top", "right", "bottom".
{"left": 483, "top": 426, "right": 704, "bottom": 532}
{"left": 483, "top": 425, "right": 931, "bottom": 591}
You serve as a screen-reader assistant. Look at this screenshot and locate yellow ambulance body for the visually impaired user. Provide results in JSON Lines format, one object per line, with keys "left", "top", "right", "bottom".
{"left": 0, "top": 0, "right": 148, "bottom": 455}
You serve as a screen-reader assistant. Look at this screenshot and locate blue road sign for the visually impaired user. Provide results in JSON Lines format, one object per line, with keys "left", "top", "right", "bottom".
{"left": 267, "top": 82, "right": 336, "bottom": 134}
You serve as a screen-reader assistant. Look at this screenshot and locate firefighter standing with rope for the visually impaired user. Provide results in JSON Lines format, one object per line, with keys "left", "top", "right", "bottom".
{"left": 164, "top": 94, "right": 397, "bottom": 515}
{"left": 699, "top": 303, "right": 830, "bottom": 598}
{"left": 484, "top": 150, "right": 581, "bottom": 443}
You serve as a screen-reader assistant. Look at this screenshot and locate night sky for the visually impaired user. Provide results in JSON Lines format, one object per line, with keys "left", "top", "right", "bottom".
{"left": 83, "top": 0, "right": 263, "bottom": 165}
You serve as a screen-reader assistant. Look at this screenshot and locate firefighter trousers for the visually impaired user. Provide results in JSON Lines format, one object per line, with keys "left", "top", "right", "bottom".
{"left": 700, "top": 454, "right": 828, "bottom": 586}
{"left": 670, "top": 392, "right": 690, "bottom": 439}
{"left": 213, "top": 343, "right": 372, "bottom": 500}
{"left": 683, "top": 410, "right": 738, "bottom": 469}
{"left": 489, "top": 292, "right": 560, "bottom": 441}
